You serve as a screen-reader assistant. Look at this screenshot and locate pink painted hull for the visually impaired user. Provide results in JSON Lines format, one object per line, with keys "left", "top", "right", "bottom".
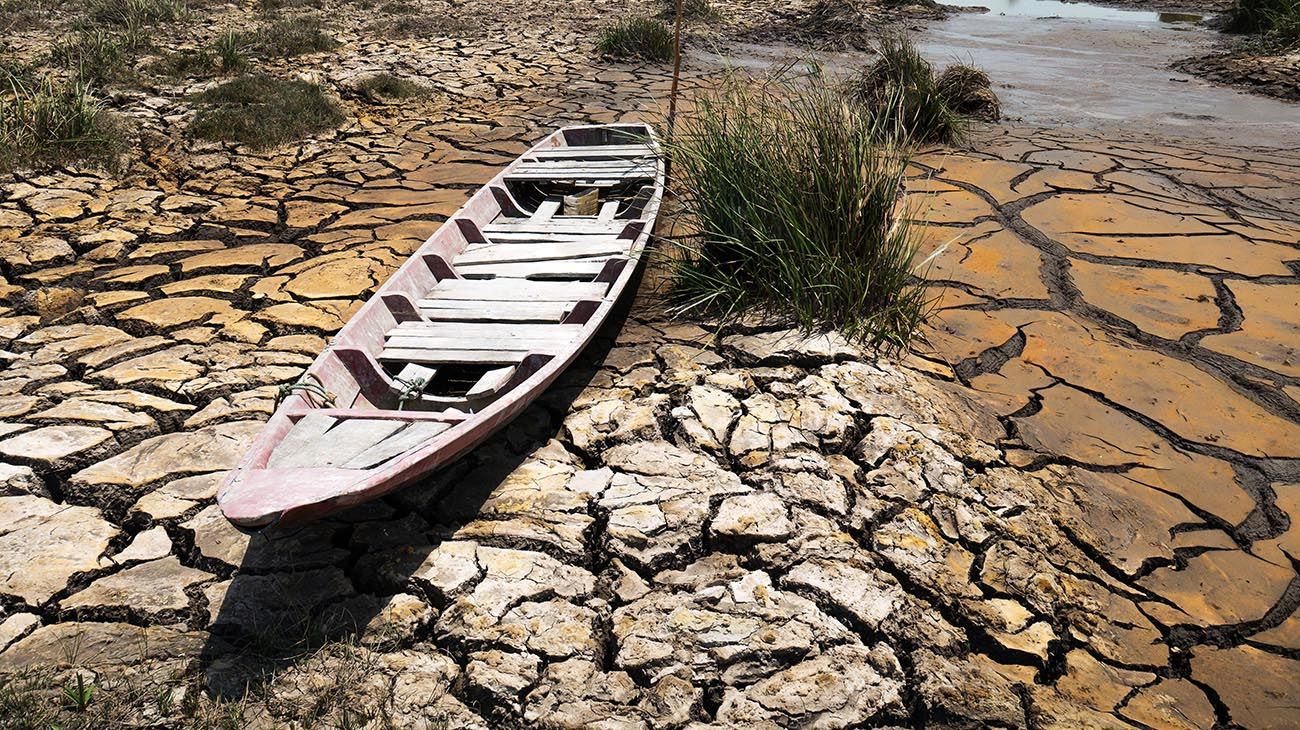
{"left": 218, "top": 124, "right": 664, "bottom": 531}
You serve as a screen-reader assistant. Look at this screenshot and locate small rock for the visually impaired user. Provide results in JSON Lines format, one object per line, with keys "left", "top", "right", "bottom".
{"left": 711, "top": 492, "right": 793, "bottom": 543}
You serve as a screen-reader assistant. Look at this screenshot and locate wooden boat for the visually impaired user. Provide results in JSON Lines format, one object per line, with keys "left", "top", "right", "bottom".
{"left": 217, "top": 123, "right": 664, "bottom": 531}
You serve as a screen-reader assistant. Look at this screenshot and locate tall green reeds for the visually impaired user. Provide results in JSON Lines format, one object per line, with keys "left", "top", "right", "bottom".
{"left": 0, "top": 69, "right": 122, "bottom": 172}
{"left": 665, "top": 69, "right": 933, "bottom": 349}
{"left": 843, "top": 32, "right": 998, "bottom": 145}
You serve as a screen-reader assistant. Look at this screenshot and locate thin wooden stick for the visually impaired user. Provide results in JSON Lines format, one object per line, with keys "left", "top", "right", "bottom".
{"left": 664, "top": 0, "right": 684, "bottom": 181}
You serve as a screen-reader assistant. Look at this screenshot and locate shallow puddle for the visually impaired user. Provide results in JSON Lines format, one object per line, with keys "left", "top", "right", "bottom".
{"left": 943, "top": 0, "right": 1202, "bottom": 24}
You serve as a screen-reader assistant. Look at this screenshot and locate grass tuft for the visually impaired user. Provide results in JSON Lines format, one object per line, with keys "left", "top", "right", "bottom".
{"left": 666, "top": 70, "right": 932, "bottom": 349}
{"left": 251, "top": 17, "right": 339, "bottom": 57}
{"left": 843, "top": 33, "right": 998, "bottom": 144}
{"left": 0, "top": 70, "right": 123, "bottom": 172}
{"left": 354, "top": 72, "right": 427, "bottom": 102}
{"left": 188, "top": 73, "right": 344, "bottom": 150}
{"left": 50, "top": 26, "right": 149, "bottom": 85}
{"left": 936, "top": 63, "right": 1000, "bottom": 121}
{"left": 87, "top": 0, "right": 185, "bottom": 26}
{"left": 1225, "top": 0, "right": 1300, "bottom": 47}
{"left": 596, "top": 16, "right": 675, "bottom": 61}
{"left": 659, "top": 0, "right": 719, "bottom": 20}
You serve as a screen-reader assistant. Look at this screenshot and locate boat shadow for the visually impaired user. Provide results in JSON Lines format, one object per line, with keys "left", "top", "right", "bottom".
{"left": 199, "top": 264, "right": 652, "bottom": 699}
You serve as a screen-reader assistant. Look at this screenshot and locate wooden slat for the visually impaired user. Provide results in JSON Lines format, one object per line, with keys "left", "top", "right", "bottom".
{"left": 379, "top": 348, "right": 532, "bottom": 365}
{"left": 466, "top": 366, "right": 517, "bottom": 400}
{"left": 391, "top": 322, "right": 584, "bottom": 337}
{"left": 598, "top": 201, "right": 619, "bottom": 222}
{"left": 342, "top": 421, "right": 452, "bottom": 469}
{"left": 515, "top": 160, "right": 656, "bottom": 172}
{"left": 484, "top": 230, "right": 620, "bottom": 243}
{"left": 528, "top": 145, "right": 654, "bottom": 160}
{"left": 267, "top": 412, "right": 337, "bottom": 468}
{"left": 529, "top": 199, "right": 562, "bottom": 223}
{"left": 504, "top": 170, "right": 652, "bottom": 181}
{"left": 271, "top": 418, "right": 405, "bottom": 468}
{"left": 419, "top": 304, "right": 570, "bottom": 323}
{"left": 424, "top": 279, "right": 609, "bottom": 302}
{"left": 384, "top": 335, "right": 576, "bottom": 353}
{"left": 455, "top": 241, "right": 630, "bottom": 265}
{"left": 456, "top": 258, "right": 609, "bottom": 280}
{"left": 395, "top": 363, "right": 437, "bottom": 387}
{"left": 483, "top": 220, "right": 625, "bottom": 234}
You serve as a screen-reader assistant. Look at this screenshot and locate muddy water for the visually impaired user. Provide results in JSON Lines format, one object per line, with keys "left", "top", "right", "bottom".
{"left": 917, "top": 10, "right": 1300, "bottom": 146}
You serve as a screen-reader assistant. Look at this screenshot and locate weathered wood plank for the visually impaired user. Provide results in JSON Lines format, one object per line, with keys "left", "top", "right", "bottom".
{"left": 466, "top": 365, "right": 517, "bottom": 400}
{"left": 528, "top": 145, "right": 653, "bottom": 160}
{"left": 529, "top": 199, "right": 562, "bottom": 223}
{"left": 456, "top": 258, "right": 609, "bottom": 280}
{"left": 455, "top": 241, "right": 630, "bottom": 265}
{"left": 384, "top": 334, "right": 575, "bottom": 353}
{"left": 391, "top": 322, "right": 584, "bottom": 337}
{"left": 379, "top": 348, "right": 532, "bottom": 365}
{"left": 598, "top": 201, "right": 619, "bottom": 222}
{"left": 484, "top": 230, "right": 619, "bottom": 243}
{"left": 424, "top": 279, "right": 609, "bottom": 301}
{"left": 342, "top": 421, "right": 452, "bottom": 469}
{"left": 515, "top": 160, "right": 656, "bottom": 172}
{"left": 267, "top": 412, "right": 337, "bottom": 468}
{"left": 419, "top": 305, "right": 571, "bottom": 323}
{"left": 271, "top": 417, "right": 406, "bottom": 468}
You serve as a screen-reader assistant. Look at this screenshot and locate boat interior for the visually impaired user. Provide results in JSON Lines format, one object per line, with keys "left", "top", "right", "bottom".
{"left": 259, "top": 124, "right": 661, "bottom": 469}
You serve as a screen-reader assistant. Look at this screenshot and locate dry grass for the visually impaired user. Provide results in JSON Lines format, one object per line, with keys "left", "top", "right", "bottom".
{"left": 667, "top": 69, "right": 933, "bottom": 348}
{"left": 596, "top": 16, "right": 675, "bottom": 61}
{"left": 0, "top": 70, "right": 123, "bottom": 172}
{"left": 188, "top": 74, "right": 345, "bottom": 149}
{"left": 843, "top": 32, "right": 999, "bottom": 144}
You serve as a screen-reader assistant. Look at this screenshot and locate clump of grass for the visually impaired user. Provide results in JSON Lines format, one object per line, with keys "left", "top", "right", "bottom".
{"left": 188, "top": 74, "right": 344, "bottom": 149}
{"left": 87, "top": 0, "right": 185, "bottom": 26}
{"left": 378, "top": 13, "right": 479, "bottom": 37}
{"left": 250, "top": 17, "right": 339, "bottom": 57}
{"left": 354, "top": 72, "right": 426, "bottom": 103}
{"left": 0, "top": 71, "right": 123, "bottom": 172}
{"left": 50, "top": 26, "right": 147, "bottom": 85}
{"left": 667, "top": 71, "right": 931, "bottom": 348}
{"left": 213, "top": 30, "right": 250, "bottom": 72}
{"left": 596, "top": 16, "right": 674, "bottom": 61}
{"left": 844, "top": 32, "right": 998, "bottom": 144}
{"left": 659, "top": 0, "right": 719, "bottom": 20}
{"left": 936, "top": 62, "right": 1000, "bottom": 121}
{"left": 1225, "top": 0, "right": 1300, "bottom": 48}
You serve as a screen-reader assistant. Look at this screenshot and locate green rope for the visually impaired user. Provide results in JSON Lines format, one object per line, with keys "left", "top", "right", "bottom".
{"left": 276, "top": 376, "right": 336, "bottom": 408}
{"left": 393, "top": 375, "right": 429, "bottom": 411}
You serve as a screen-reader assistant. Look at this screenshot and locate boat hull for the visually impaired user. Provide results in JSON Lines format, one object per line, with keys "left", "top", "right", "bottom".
{"left": 218, "top": 123, "right": 664, "bottom": 531}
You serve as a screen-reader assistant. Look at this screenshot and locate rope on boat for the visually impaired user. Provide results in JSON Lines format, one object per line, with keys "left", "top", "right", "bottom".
{"left": 393, "top": 374, "right": 429, "bottom": 411}
{"left": 276, "top": 375, "right": 336, "bottom": 408}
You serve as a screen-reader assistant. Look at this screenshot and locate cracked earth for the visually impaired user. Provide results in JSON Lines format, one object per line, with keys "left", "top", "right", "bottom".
{"left": 2, "top": 0, "right": 1300, "bottom": 727}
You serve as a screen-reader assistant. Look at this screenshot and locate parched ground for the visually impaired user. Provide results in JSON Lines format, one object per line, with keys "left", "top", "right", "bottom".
{"left": 2, "top": 0, "right": 1300, "bottom": 728}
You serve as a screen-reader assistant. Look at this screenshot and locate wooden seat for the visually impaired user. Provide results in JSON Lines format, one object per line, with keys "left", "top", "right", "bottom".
{"left": 526, "top": 144, "right": 655, "bottom": 161}
{"left": 379, "top": 321, "right": 586, "bottom": 365}
{"left": 268, "top": 412, "right": 453, "bottom": 470}
{"left": 456, "top": 257, "right": 612, "bottom": 281}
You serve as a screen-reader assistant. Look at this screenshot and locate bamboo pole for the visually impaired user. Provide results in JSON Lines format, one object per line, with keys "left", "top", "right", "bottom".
{"left": 664, "top": 0, "right": 684, "bottom": 181}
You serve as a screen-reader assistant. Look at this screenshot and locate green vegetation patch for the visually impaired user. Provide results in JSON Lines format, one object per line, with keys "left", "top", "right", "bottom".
{"left": 354, "top": 72, "right": 427, "bottom": 103}
{"left": 1225, "top": 0, "right": 1300, "bottom": 48}
{"left": 188, "top": 73, "right": 345, "bottom": 150}
{"left": 667, "top": 71, "right": 931, "bottom": 348}
{"left": 844, "top": 33, "right": 998, "bottom": 144}
{"left": 0, "top": 70, "right": 123, "bottom": 172}
{"left": 87, "top": 0, "right": 186, "bottom": 26}
{"left": 597, "top": 16, "right": 674, "bottom": 61}
{"left": 659, "top": 0, "right": 719, "bottom": 20}
{"left": 251, "top": 17, "right": 339, "bottom": 57}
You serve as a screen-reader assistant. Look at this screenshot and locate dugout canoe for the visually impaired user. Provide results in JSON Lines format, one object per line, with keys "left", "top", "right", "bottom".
{"left": 217, "top": 123, "right": 664, "bottom": 531}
